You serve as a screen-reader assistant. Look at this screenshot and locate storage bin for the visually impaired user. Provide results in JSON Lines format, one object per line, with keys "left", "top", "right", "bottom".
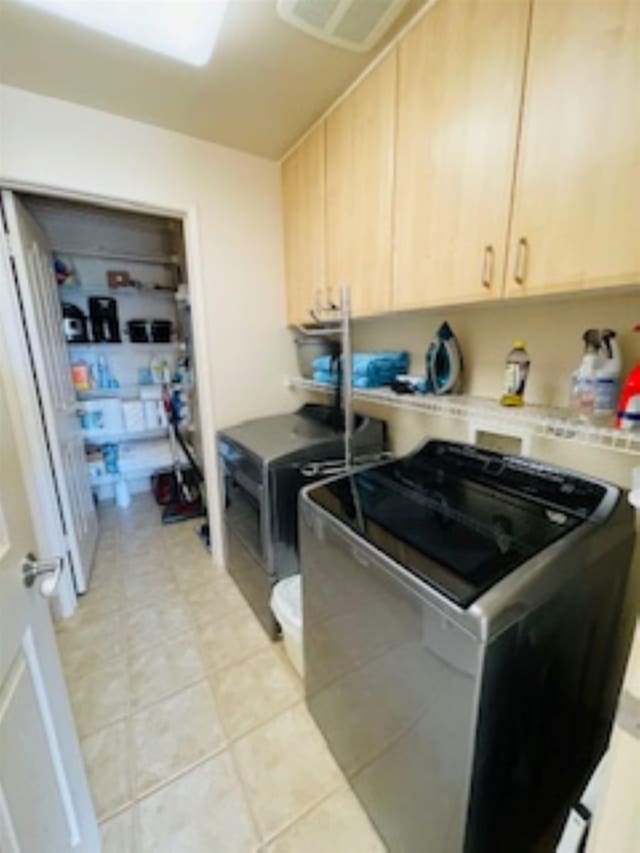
{"left": 127, "top": 319, "right": 150, "bottom": 342}
{"left": 77, "top": 398, "right": 123, "bottom": 436}
{"left": 271, "top": 575, "right": 303, "bottom": 677}
{"left": 143, "top": 399, "right": 167, "bottom": 429}
{"left": 295, "top": 336, "right": 334, "bottom": 379}
{"left": 122, "top": 400, "right": 145, "bottom": 432}
{"left": 151, "top": 320, "right": 173, "bottom": 342}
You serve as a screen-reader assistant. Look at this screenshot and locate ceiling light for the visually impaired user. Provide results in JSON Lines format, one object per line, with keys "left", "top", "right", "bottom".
{"left": 19, "top": 0, "right": 229, "bottom": 66}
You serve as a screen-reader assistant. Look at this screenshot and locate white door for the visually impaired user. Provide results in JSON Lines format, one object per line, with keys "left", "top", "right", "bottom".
{"left": 0, "top": 341, "right": 99, "bottom": 852}
{"left": 1, "top": 191, "right": 98, "bottom": 593}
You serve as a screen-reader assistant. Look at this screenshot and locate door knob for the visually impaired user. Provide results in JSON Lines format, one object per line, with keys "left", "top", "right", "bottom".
{"left": 22, "top": 552, "right": 63, "bottom": 596}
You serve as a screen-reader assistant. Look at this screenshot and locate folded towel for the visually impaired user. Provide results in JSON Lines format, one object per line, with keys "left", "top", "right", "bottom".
{"left": 312, "top": 356, "right": 336, "bottom": 374}
{"left": 312, "top": 370, "right": 389, "bottom": 389}
{"left": 352, "top": 352, "right": 410, "bottom": 377}
{"left": 312, "top": 351, "right": 408, "bottom": 373}
{"left": 312, "top": 351, "right": 409, "bottom": 387}
{"left": 352, "top": 375, "right": 384, "bottom": 388}
{"left": 313, "top": 368, "right": 396, "bottom": 388}
{"left": 313, "top": 370, "right": 337, "bottom": 385}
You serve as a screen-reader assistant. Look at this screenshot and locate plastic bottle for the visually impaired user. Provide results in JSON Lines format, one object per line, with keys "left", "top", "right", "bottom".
{"left": 96, "top": 355, "right": 111, "bottom": 389}
{"left": 500, "top": 340, "right": 530, "bottom": 407}
{"left": 570, "top": 330, "right": 600, "bottom": 416}
{"left": 594, "top": 329, "right": 621, "bottom": 414}
{"left": 617, "top": 324, "right": 640, "bottom": 430}
{"left": 115, "top": 475, "right": 131, "bottom": 508}
{"left": 71, "top": 360, "right": 91, "bottom": 391}
{"left": 102, "top": 443, "right": 119, "bottom": 475}
{"left": 617, "top": 365, "right": 640, "bottom": 429}
{"left": 150, "top": 356, "right": 170, "bottom": 384}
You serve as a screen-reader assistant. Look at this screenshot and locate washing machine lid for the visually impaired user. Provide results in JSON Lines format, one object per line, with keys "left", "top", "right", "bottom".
{"left": 307, "top": 440, "right": 609, "bottom": 608}
{"left": 218, "top": 404, "right": 354, "bottom": 464}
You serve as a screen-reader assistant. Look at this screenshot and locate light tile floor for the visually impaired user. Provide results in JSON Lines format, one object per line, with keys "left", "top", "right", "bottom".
{"left": 56, "top": 494, "right": 386, "bottom": 852}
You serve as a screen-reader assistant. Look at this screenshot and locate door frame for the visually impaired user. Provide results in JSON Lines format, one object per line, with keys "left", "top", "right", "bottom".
{"left": 0, "top": 180, "right": 224, "bottom": 614}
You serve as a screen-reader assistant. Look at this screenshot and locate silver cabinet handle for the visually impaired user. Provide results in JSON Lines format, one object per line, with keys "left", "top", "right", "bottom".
{"left": 22, "top": 552, "right": 63, "bottom": 597}
{"left": 513, "top": 237, "right": 528, "bottom": 285}
{"left": 481, "top": 245, "right": 494, "bottom": 289}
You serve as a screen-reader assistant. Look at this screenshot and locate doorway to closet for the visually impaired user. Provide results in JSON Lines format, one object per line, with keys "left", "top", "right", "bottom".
{"left": 1, "top": 190, "right": 210, "bottom": 604}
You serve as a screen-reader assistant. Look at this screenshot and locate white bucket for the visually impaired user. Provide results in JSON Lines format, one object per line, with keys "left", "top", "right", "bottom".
{"left": 271, "top": 575, "right": 303, "bottom": 678}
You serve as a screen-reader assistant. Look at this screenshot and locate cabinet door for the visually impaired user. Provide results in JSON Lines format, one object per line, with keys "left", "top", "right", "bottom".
{"left": 393, "top": 0, "right": 530, "bottom": 310}
{"left": 506, "top": 0, "right": 640, "bottom": 296}
{"left": 326, "top": 51, "right": 396, "bottom": 318}
{"left": 281, "top": 123, "right": 325, "bottom": 326}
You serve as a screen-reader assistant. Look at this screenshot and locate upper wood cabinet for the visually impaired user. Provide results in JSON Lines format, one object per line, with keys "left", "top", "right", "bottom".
{"left": 281, "top": 123, "right": 326, "bottom": 326}
{"left": 326, "top": 51, "right": 397, "bottom": 318}
{"left": 393, "top": 0, "right": 530, "bottom": 311}
{"left": 505, "top": 0, "right": 640, "bottom": 297}
{"left": 281, "top": 0, "right": 639, "bottom": 325}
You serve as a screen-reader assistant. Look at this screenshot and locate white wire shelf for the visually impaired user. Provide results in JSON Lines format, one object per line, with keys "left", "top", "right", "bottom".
{"left": 76, "top": 381, "right": 187, "bottom": 400}
{"left": 76, "top": 384, "right": 143, "bottom": 400}
{"left": 288, "top": 376, "right": 640, "bottom": 457}
{"left": 59, "top": 285, "right": 176, "bottom": 300}
{"left": 54, "top": 248, "right": 180, "bottom": 265}
{"left": 83, "top": 427, "right": 169, "bottom": 444}
{"left": 68, "top": 341, "right": 182, "bottom": 350}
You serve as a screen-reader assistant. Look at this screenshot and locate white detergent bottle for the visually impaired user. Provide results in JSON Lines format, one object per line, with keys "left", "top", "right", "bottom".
{"left": 594, "top": 329, "right": 621, "bottom": 414}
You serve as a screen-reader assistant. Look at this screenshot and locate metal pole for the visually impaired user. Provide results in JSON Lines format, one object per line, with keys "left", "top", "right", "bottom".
{"left": 340, "top": 286, "right": 353, "bottom": 469}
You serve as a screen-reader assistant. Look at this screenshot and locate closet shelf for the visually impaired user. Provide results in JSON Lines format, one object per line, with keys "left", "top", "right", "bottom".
{"left": 76, "top": 385, "right": 149, "bottom": 400}
{"left": 83, "top": 427, "right": 169, "bottom": 444}
{"left": 68, "top": 341, "right": 183, "bottom": 350}
{"left": 53, "top": 247, "right": 180, "bottom": 265}
{"left": 59, "top": 285, "right": 176, "bottom": 300}
{"left": 288, "top": 376, "right": 640, "bottom": 457}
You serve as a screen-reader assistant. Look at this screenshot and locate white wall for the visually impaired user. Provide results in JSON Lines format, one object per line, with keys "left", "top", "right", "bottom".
{"left": 0, "top": 84, "right": 296, "bottom": 426}
{"left": 354, "top": 290, "right": 640, "bottom": 413}
{"left": 0, "top": 83, "right": 297, "bottom": 565}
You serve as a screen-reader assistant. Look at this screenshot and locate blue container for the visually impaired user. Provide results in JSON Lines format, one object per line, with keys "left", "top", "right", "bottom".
{"left": 102, "top": 443, "right": 119, "bottom": 474}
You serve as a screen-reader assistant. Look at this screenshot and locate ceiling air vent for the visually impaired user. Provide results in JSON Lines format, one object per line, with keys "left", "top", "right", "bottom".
{"left": 277, "top": 0, "right": 410, "bottom": 52}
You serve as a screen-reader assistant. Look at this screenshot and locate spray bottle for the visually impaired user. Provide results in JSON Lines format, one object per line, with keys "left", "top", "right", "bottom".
{"left": 594, "top": 329, "right": 621, "bottom": 414}
{"left": 570, "top": 330, "right": 600, "bottom": 415}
